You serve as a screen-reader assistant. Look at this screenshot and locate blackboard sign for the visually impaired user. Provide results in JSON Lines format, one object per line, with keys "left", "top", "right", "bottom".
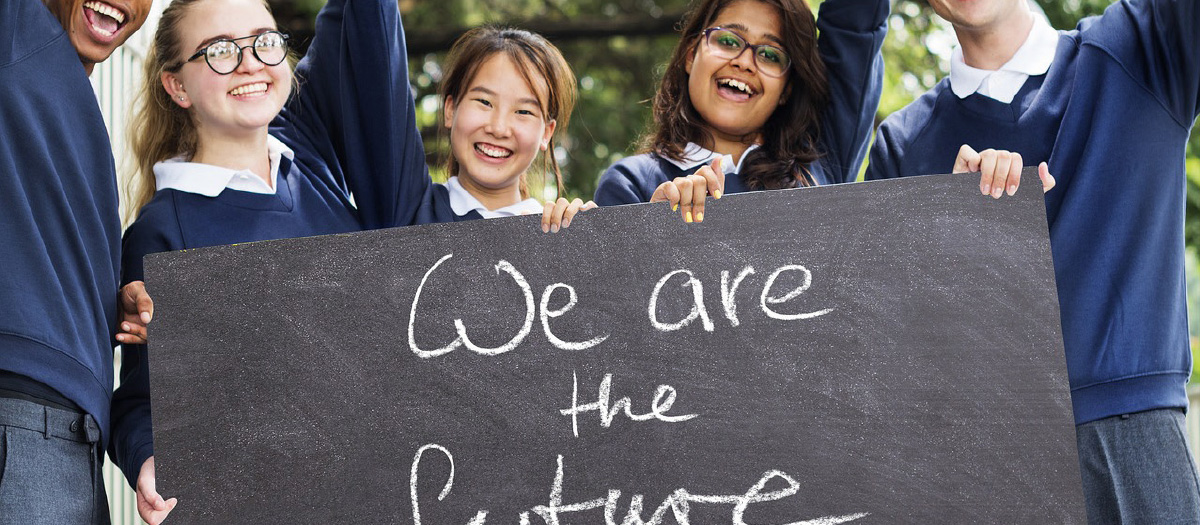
{"left": 146, "top": 171, "right": 1085, "bottom": 524}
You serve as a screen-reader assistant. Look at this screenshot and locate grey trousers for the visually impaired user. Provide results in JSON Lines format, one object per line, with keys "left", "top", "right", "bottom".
{"left": 0, "top": 397, "right": 109, "bottom": 525}
{"left": 1077, "top": 408, "right": 1200, "bottom": 525}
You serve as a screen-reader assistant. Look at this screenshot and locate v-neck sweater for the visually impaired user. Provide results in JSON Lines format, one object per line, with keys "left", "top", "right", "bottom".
{"left": 594, "top": 0, "right": 888, "bottom": 204}
{"left": 866, "top": 0, "right": 1200, "bottom": 425}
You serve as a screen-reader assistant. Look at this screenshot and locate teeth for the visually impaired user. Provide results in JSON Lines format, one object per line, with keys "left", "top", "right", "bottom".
{"left": 718, "top": 78, "right": 753, "bottom": 95}
{"left": 83, "top": 1, "right": 125, "bottom": 24}
{"left": 476, "top": 144, "right": 511, "bottom": 158}
{"left": 229, "top": 83, "right": 269, "bottom": 96}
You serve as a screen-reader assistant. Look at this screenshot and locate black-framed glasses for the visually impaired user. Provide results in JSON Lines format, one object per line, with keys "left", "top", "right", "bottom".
{"left": 701, "top": 27, "right": 791, "bottom": 78}
{"left": 184, "top": 31, "right": 289, "bottom": 75}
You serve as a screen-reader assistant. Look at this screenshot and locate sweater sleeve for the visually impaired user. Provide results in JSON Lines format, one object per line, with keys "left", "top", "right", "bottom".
{"left": 595, "top": 156, "right": 659, "bottom": 206}
{"left": 813, "top": 0, "right": 889, "bottom": 184}
{"left": 108, "top": 203, "right": 182, "bottom": 488}
{"left": 276, "top": 0, "right": 432, "bottom": 229}
{"left": 1089, "top": 0, "right": 1200, "bottom": 126}
{"left": 864, "top": 117, "right": 904, "bottom": 181}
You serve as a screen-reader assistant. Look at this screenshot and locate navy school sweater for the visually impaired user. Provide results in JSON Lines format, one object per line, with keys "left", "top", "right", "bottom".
{"left": 866, "top": 0, "right": 1200, "bottom": 425}
{"left": 595, "top": 0, "right": 888, "bottom": 204}
{"left": 0, "top": 0, "right": 122, "bottom": 446}
{"left": 107, "top": 0, "right": 480, "bottom": 485}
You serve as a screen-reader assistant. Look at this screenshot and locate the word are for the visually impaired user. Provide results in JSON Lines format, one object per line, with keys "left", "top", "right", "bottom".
{"left": 648, "top": 264, "right": 835, "bottom": 333}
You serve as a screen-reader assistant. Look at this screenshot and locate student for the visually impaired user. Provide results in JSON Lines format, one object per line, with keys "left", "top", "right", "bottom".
{"left": 0, "top": 0, "right": 151, "bottom": 522}
{"left": 866, "top": 0, "right": 1200, "bottom": 522}
{"left": 110, "top": 2, "right": 587, "bottom": 522}
{"left": 413, "top": 25, "right": 594, "bottom": 232}
{"left": 107, "top": 0, "right": 436, "bottom": 521}
{"left": 593, "top": 0, "right": 888, "bottom": 220}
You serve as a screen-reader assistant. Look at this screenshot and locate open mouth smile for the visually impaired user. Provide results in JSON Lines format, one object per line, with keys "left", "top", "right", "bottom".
{"left": 82, "top": 1, "right": 127, "bottom": 40}
{"left": 475, "top": 143, "right": 513, "bottom": 159}
{"left": 716, "top": 78, "right": 757, "bottom": 100}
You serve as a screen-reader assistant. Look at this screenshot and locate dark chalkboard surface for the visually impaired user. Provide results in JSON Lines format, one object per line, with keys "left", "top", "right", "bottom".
{"left": 146, "top": 171, "right": 1085, "bottom": 524}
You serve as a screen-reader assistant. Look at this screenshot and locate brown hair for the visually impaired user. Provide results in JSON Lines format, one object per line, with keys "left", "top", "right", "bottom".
{"left": 125, "top": 0, "right": 289, "bottom": 223}
{"left": 439, "top": 27, "right": 577, "bottom": 200}
{"left": 644, "top": 0, "right": 828, "bottom": 190}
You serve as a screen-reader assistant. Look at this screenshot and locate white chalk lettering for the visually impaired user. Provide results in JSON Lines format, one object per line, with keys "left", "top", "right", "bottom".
{"left": 456, "top": 260, "right": 535, "bottom": 356}
{"left": 410, "top": 256, "right": 608, "bottom": 358}
{"left": 759, "top": 265, "right": 835, "bottom": 321}
{"left": 409, "top": 444, "right": 870, "bottom": 525}
{"left": 560, "top": 372, "right": 698, "bottom": 438}
{"left": 541, "top": 283, "right": 609, "bottom": 351}
{"left": 720, "top": 266, "right": 756, "bottom": 327}
{"left": 648, "top": 269, "right": 714, "bottom": 332}
{"left": 410, "top": 443, "right": 487, "bottom": 525}
{"left": 409, "top": 254, "right": 462, "bottom": 358}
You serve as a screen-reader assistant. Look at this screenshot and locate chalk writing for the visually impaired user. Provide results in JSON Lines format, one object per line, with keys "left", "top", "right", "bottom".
{"left": 410, "top": 443, "right": 870, "bottom": 525}
{"left": 649, "top": 264, "right": 835, "bottom": 333}
{"left": 408, "top": 254, "right": 610, "bottom": 358}
{"left": 560, "top": 371, "right": 697, "bottom": 437}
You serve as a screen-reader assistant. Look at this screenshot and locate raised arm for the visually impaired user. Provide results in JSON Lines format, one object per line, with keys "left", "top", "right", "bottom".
{"left": 814, "top": 0, "right": 889, "bottom": 184}
{"left": 273, "top": 0, "right": 431, "bottom": 229}
{"left": 1088, "top": 0, "right": 1200, "bottom": 125}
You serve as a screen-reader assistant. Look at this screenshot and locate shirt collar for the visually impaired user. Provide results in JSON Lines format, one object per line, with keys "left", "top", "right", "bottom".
{"left": 154, "top": 135, "right": 294, "bottom": 197}
{"left": 949, "top": 15, "right": 1059, "bottom": 102}
{"left": 662, "top": 142, "right": 760, "bottom": 174}
{"left": 445, "top": 176, "right": 544, "bottom": 219}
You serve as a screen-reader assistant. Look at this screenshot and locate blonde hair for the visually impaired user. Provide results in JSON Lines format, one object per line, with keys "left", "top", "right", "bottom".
{"left": 439, "top": 27, "right": 577, "bottom": 200}
{"left": 125, "top": 0, "right": 287, "bottom": 223}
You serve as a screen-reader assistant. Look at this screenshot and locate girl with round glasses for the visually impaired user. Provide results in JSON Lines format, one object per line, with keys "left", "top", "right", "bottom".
{"left": 184, "top": 30, "right": 289, "bottom": 74}
{"left": 594, "top": 0, "right": 889, "bottom": 221}
{"left": 110, "top": 0, "right": 449, "bottom": 521}
{"left": 112, "top": 1, "right": 588, "bottom": 521}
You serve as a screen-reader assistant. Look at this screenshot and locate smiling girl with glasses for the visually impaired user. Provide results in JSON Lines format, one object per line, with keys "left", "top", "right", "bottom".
{"left": 113, "top": 2, "right": 590, "bottom": 520}
{"left": 110, "top": 0, "right": 438, "bottom": 521}
{"left": 594, "top": 0, "right": 888, "bottom": 222}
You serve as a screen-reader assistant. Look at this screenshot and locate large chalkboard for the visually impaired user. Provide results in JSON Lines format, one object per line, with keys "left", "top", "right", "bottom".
{"left": 146, "top": 171, "right": 1085, "bottom": 524}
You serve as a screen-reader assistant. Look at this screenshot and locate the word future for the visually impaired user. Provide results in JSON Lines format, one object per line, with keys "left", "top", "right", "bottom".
{"left": 410, "top": 444, "right": 870, "bottom": 525}
{"left": 407, "top": 254, "right": 835, "bottom": 358}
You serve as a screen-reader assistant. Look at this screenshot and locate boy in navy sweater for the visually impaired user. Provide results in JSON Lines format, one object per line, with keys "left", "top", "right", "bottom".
{"left": 866, "top": 0, "right": 1200, "bottom": 522}
{"left": 0, "top": 0, "right": 151, "bottom": 523}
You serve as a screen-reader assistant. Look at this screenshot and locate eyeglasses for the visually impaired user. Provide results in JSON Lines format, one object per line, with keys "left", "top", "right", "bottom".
{"left": 701, "top": 27, "right": 791, "bottom": 78}
{"left": 184, "top": 31, "right": 289, "bottom": 75}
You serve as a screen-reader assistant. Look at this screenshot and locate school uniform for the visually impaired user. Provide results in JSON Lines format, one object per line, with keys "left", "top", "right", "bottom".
{"left": 866, "top": 2, "right": 1200, "bottom": 521}
{"left": 0, "top": 0, "right": 122, "bottom": 520}
{"left": 594, "top": 0, "right": 889, "bottom": 204}
{"left": 109, "top": 0, "right": 430, "bottom": 486}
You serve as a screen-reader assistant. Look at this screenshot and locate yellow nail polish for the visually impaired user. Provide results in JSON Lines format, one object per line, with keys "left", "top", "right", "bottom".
{"left": 673, "top": 204, "right": 678, "bottom": 212}
{"left": 713, "top": 190, "right": 722, "bottom": 199}
{"left": 685, "top": 211, "right": 693, "bottom": 223}
{"left": 696, "top": 212, "right": 704, "bottom": 222}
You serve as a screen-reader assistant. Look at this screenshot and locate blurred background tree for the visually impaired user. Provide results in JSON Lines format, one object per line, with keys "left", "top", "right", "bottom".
{"left": 268, "top": 0, "right": 1199, "bottom": 252}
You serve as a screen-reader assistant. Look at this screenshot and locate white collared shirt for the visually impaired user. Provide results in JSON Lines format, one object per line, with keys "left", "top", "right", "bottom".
{"left": 949, "top": 16, "right": 1059, "bottom": 104}
{"left": 154, "top": 135, "right": 294, "bottom": 196}
{"left": 445, "top": 176, "right": 544, "bottom": 219}
{"left": 662, "top": 142, "right": 760, "bottom": 175}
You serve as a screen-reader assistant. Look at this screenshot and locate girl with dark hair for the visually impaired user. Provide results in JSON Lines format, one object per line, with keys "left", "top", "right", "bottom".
{"left": 594, "top": 0, "right": 888, "bottom": 221}
{"left": 412, "top": 26, "right": 594, "bottom": 231}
